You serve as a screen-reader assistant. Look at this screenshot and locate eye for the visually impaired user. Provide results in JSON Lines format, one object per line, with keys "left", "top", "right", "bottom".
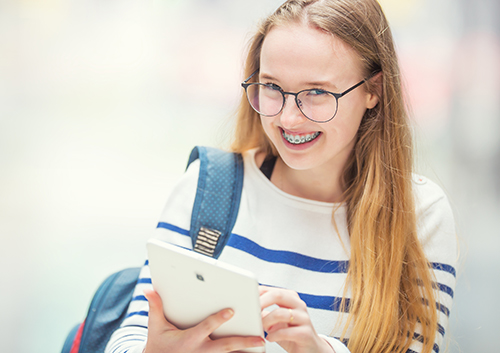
{"left": 263, "top": 83, "right": 282, "bottom": 91}
{"left": 306, "top": 89, "right": 328, "bottom": 96}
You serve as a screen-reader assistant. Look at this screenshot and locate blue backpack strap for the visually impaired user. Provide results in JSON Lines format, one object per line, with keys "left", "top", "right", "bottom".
{"left": 187, "top": 146, "right": 244, "bottom": 259}
{"left": 61, "top": 323, "right": 80, "bottom": 353}
{"left": 78, "top": 267, "right": 141, "bottom": 353}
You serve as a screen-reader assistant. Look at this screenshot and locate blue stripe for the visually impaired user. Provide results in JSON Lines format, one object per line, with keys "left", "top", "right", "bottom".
{"left": 157, "top": 222, "right": 189, "bottom": 236}
{"left": 340, "top": 331, "right": 443, "bottom": 353}
{"left": 438, "top": 323, "right": 445, "bottom": 336}
{"left": 228, "top": 234, "right": 349, "bottom": 273}
{"left": 436, "top": 282, "right": 454, "bottom": 298}
{"left": 115, "top": 333, "right": 147, "bottom": 340}
{"left": 431, "top": 263, "right": 456, "bottom": 277}
{"left": 422, "top": 299, "right": 450, "bottom": 317}
{"left": 122, "top": 324, "right": 148, "bottom": 330}
{"left": 297, "top": 292, "right": 350, "bottom": 312}
{"left": 262, "top": 283, "right": 350, "bottom": 312}
{"left": 436, "top": 302, "right": 450, "bottom": 317}
{"left": 111, "top": 346, "right": 127, "bottom": 353}
{"left": 336, "top": 337, "right": 349, "bottom": 346}
{"left": 156, "top": 222, "right": 349, "bottom": 273}
{"left": 126, "top": 311, "right": 149, "bottom": 319}
{"left": 137, "top": 278, "right": 152, "bottom": 284}
{"left": 413, "top": 333, "right": 439, "bottom": 353}
{"left": 111, "top": 339, "right": 146, "bottom": 353}
{"left": 420, "top": 279, "right": 454, "bottom": 298}
{"left": 132, "top": 295, "right": 147, "bottom": 301}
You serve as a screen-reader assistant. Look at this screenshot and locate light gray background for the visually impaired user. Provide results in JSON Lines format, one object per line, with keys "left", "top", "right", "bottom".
{"left": 0, "top": 1, "right": 498, "bottom": 352}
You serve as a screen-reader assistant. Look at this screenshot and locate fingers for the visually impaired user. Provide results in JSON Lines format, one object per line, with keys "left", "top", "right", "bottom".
{"left": 265, "top": 325, "right": 311, "bottom": 344}
{"left": 259, "top": 286, "right": 306, "bottom": 312}
{"left": 265, "top": 325, "right": 333, "bottom": 353}
{"left": 143, "top": 288, "right": 176, "bottom": 331}
{"left": 210, "top": 335, "right": 266, "bottom": 352}
{"left": 143, "top": 289, "right": 265, "bottom": 353}
{"left": 144, "top": 289, "right": 237, "bottom": 337}
{"left": 262, "top": 306, "right": 307, "bottom": 333}
{"left": 259, "top": 286, "right": 311, "bottom": 336}
{"left": 259, "top": 287, "right": 329, "bottom": 352}
{"left": 191, "top": 308, "right": 235, "bottom": 337}
{"left": 195, "top": 309, "right": 265, "bottom": 352}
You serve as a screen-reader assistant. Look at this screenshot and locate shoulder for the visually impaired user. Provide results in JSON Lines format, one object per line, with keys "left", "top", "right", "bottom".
{"left": 412, "top": 174, "right": 457, "bottom": 264}
{"left": 412, "top": 174, "right": 452, "bottom": 222}
{"left": 169, "top": 158, "right": 201, "bottom": 202}
{"left": 158, "top": 147, "right": 249, "bottom": 226}
{"left": 157, "top": 159, "right": 200, "bottom": 226}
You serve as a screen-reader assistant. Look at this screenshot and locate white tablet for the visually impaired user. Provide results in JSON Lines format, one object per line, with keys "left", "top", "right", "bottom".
{"left": 147, "top": 238, "right": 265, "bottom": 353}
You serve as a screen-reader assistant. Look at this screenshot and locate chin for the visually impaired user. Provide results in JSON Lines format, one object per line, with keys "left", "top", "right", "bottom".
{"left": 276, "top": 147, "right": 319, "bottom": 171}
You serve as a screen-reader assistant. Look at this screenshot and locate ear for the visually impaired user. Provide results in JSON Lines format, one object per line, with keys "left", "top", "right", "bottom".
{"left": 365, "top": 71, "right": 382, "bottom": 109}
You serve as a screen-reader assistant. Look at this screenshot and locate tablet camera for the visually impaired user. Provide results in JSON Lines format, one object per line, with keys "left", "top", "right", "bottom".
{"left": 196, "top": 273, "right": 205, "bottom": 282}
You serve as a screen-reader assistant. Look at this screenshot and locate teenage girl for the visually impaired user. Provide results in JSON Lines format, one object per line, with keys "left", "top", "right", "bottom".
{"left": 106, "top": 1, "right": 457, "bottom": 352}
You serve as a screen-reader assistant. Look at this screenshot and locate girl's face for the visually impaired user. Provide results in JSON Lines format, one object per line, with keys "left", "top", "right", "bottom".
{"left": 259, "top": 22, "right": 379, "bottom": 176}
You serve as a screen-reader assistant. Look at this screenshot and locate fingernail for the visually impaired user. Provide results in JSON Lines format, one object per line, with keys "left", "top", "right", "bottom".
{"left": 222, "top": 309, "right": 234, "bottom": 319}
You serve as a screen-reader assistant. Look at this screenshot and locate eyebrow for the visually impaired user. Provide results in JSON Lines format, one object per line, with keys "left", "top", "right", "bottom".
{"left": 259, "top": 73, "right": 277, "bottom": 81}
{"left": 259, "top": 73, "right": 339, "bottom": 91}
{"left": 305, "top": 80, "right": 339, "bottom": 90}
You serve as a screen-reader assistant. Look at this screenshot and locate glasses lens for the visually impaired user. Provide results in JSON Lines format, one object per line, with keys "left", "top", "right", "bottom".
{"left": 246, "top": 84, "right": 283, "bottom": 116}
{"left": 297, "top": 90, "right": 338, "bottom": 122}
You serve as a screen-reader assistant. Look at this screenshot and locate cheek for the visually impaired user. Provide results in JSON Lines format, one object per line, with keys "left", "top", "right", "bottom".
{"left": 335, "top": 98, "right": 366, "bottom": 130}
{"left": 327, "top": 108, "right": 365, "bottom": 143}
{"left": 260, "top": 117, "right": 276, "bottom": 140}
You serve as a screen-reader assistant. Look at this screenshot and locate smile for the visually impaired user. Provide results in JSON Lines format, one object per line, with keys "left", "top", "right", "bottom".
{"left": 282, "top": 130, "right": 321, "bottom": 145}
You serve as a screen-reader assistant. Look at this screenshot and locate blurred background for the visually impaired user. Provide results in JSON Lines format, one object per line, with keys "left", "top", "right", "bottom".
{"left": 0, "top": 0, "right": 498, "bottom": 352}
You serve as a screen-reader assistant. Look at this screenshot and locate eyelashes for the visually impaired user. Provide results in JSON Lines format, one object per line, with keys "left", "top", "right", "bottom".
{"left": 263, "top": 82, "right": 283, "bottom": 91}
{"left": 262, "top": 82, "right": 327, "bottom": 92}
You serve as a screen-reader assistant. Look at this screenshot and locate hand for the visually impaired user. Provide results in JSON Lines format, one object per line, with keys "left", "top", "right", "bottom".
{"left": 259, "top": 286, "right": 334, "bottom": 353}
{"left": 143, "top": 289, "right": 265, "bottom": 353}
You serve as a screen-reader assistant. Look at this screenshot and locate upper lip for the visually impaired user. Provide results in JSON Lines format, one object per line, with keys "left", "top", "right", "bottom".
{"left": 280, "top": 127, "right": 319, "bottom": 136}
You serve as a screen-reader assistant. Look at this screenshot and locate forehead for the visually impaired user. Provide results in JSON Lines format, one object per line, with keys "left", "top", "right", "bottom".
{"left": 260, "top": 23, "right": 363, "bottom": 85}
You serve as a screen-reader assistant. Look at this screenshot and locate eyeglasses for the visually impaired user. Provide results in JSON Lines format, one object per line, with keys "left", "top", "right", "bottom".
{"left": 241, "top": 69, "right": 369, "bottom": 123}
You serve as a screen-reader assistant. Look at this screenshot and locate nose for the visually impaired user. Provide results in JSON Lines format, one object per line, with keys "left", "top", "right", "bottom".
{"left": 279, "top": 94, "right": 308, "bottom": 129}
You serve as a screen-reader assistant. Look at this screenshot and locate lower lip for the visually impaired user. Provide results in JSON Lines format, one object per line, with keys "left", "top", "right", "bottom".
{"left": 280, "top": 130, "right": 321, "bottom": 150}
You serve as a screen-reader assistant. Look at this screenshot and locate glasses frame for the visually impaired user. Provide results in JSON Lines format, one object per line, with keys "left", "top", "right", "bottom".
{"left": 241, "top": 69, "right": 370, "bottom": 123}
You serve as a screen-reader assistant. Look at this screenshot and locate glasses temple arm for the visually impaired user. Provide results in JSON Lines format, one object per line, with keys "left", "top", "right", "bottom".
{"left": 243, "top": 69, "right": 259, "bottom": 83}
{"left": 338, "top": 70, "right": 382, "bottom": 97}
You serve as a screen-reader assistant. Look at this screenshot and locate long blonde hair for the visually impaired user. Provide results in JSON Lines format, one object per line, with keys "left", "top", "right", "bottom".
{"left": 231, "top": 1, "right": 438, "bottom": 353}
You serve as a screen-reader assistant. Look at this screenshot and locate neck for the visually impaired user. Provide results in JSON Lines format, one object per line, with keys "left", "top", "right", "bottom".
{"left": 271, "top": 157, "right": 345, "bottom": 203}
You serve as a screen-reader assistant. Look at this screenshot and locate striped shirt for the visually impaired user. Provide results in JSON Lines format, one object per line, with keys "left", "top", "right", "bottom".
{"left": 105, "top": 149, "right": 457, "bottom": 353}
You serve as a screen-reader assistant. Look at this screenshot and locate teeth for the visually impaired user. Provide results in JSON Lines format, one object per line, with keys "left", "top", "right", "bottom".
{"left": 282, "top": 131, "right": 320, "bottom": 145}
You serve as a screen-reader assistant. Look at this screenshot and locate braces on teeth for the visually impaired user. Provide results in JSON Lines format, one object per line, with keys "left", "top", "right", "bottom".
{"left": 282, "top": 131, "right": 320, "bottom": 144}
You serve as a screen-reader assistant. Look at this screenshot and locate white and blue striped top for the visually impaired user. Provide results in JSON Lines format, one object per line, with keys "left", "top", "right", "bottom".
{"left": 105, "top": 149, "right": 458, "bottom": 353}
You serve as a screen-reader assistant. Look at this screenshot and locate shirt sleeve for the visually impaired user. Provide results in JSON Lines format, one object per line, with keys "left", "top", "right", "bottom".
{"left": 104, "top": 161, "right": 201, "bottom": 353}
{"left": 412, "top": 175, "right": 458, "bottom": 353}
{"left": 320, "top": 334, "right": 351, "bottom": 353}
{"left": 104, "top": 262, "right": 151, "bottom": 353}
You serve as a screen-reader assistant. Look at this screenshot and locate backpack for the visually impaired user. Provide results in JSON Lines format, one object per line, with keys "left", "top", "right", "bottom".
{"left": 61, "top": 146, "right": 244, "bottom": 353}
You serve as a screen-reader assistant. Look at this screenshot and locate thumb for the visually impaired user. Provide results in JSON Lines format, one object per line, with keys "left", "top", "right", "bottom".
{"left": 143, "top": 288, "right": 176, "bottom": 330}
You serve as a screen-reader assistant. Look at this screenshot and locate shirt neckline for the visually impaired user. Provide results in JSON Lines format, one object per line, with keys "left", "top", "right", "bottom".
{"left": 244, "top": 148, "right": 344, "bottom": 210}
